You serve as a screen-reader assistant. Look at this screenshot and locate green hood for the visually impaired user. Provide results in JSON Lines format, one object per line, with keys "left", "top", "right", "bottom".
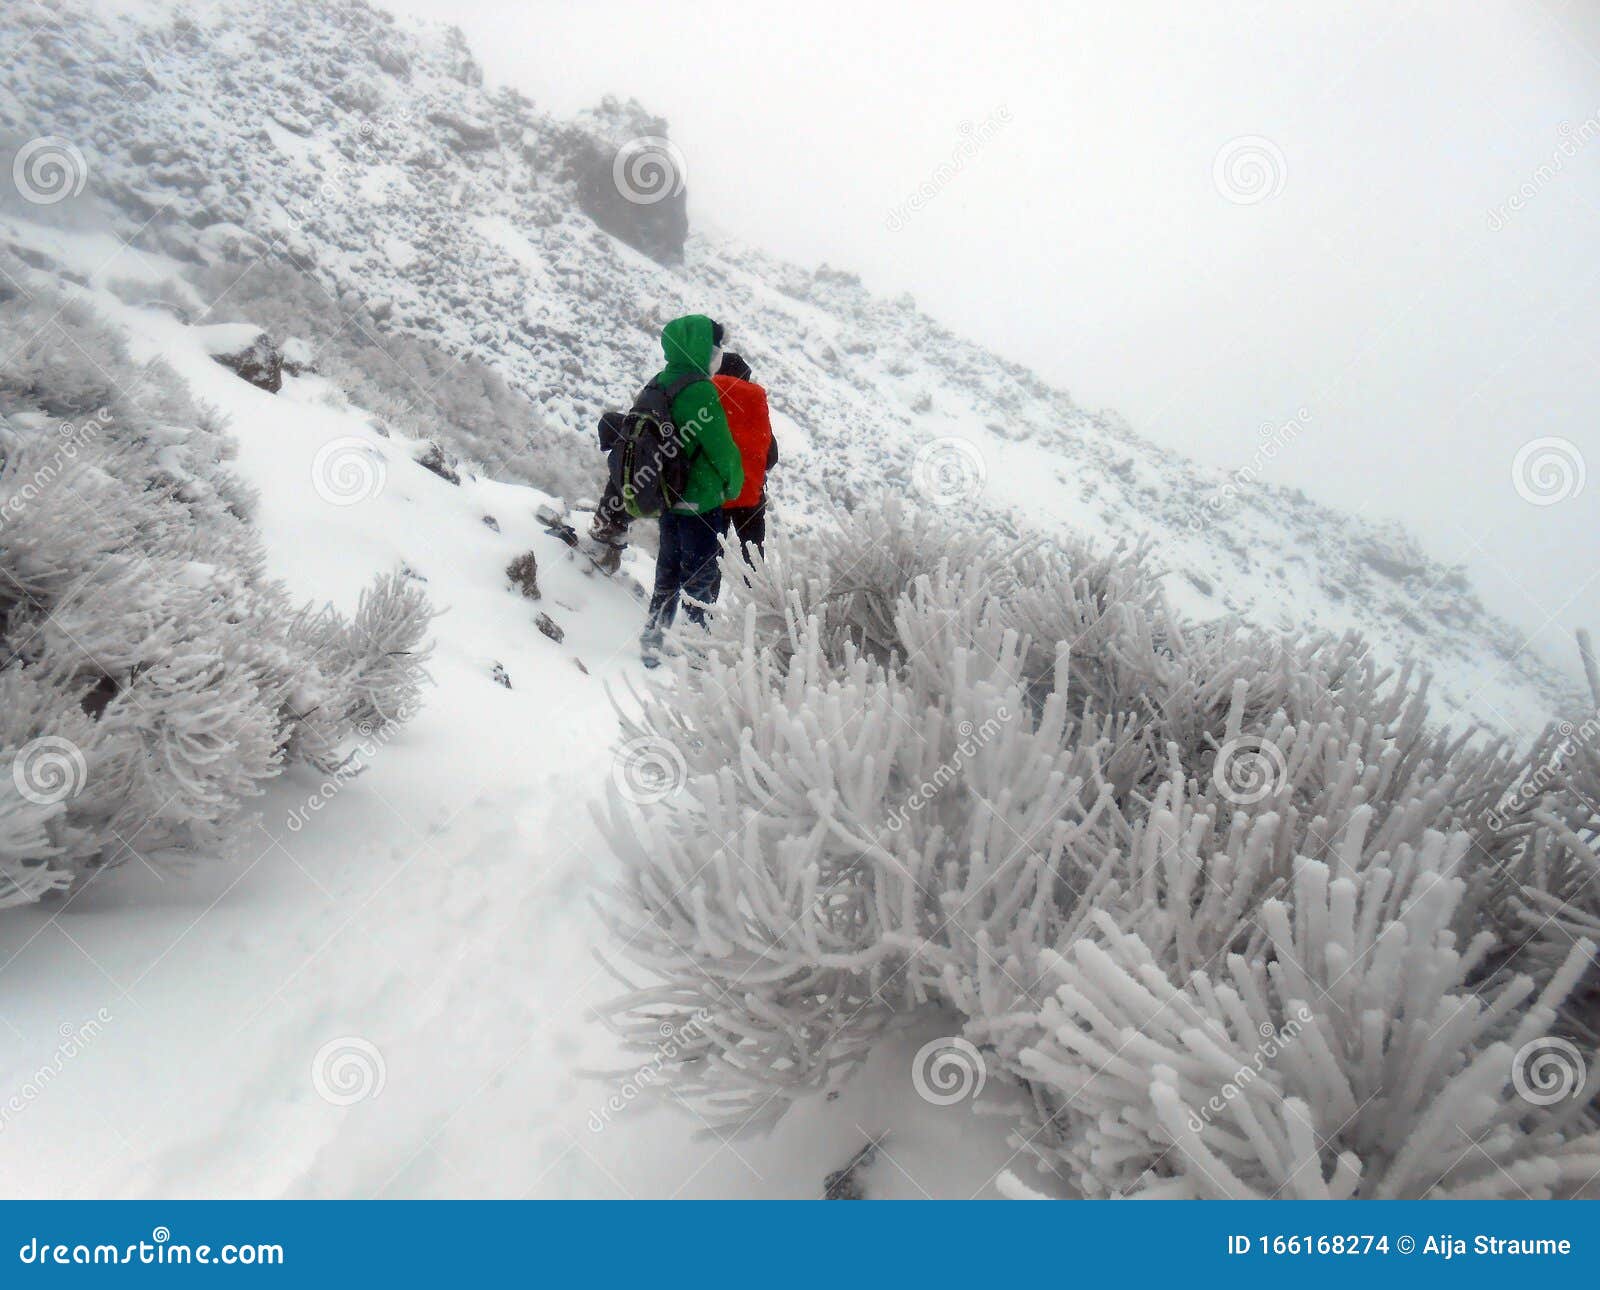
{"left": 660, "top": 314, "right": 718, "bottom": 376}
{"left": 646, "top": 313, "right": 743, "bottom": 514}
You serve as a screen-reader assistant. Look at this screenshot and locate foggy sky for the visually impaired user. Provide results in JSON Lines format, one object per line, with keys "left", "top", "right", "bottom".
{"left": 391, "top": 0, "right": 1599, "bottom": 689}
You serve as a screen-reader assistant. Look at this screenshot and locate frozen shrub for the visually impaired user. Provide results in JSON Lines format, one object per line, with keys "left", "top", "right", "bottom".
{"left": 1486, "top": 634, "right": 1600, "bottom": 1043}
{"left": 1012, "top": 849, "right": 1599, "bottom": 1198}
{"left": 282, "top": 571, "right": 435, "bottom": 765}
{"left": 186, "top": 258, "right": 590, "bottom": 499}
{"left": 0, "top": 262, "right": 433, "bottom": 907}
{"left": 597, "top": 502, "right": 1600, "bottom": 1193}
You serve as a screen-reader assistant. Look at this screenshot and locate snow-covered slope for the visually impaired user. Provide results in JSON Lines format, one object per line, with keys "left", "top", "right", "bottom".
{"left": 0, "top": 0, "right": 1579, "bottom": 735}
{"left": 0, "top": 260, "right": 1025, "bottom": 1197}
{"left": 0, "top": 0, "right": 1588, "bottom": 1202}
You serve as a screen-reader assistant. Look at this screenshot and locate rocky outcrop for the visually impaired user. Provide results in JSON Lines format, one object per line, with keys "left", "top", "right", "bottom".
{"left": 428, "top": 109, "right": 496, "bottom": 151}
{"left": 195, "top": 323, "right": 282, "bottom": 392}
{"left": 561, "top": 99, "right": 688, "bottom": 265}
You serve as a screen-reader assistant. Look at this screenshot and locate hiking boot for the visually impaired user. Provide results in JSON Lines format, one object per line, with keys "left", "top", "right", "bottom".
{"left": 585, "top": 512, "right": 627, "bottom": 575}
{"left": 640, "top": 624, "right": 664, "bottom": 669}
{"left": 588, "top": 511, "right": 628, "bottom": 547}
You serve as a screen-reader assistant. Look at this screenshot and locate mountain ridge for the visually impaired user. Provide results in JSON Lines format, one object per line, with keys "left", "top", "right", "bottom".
{"left": 0, "top": 0, "right": 1578, "bottom": 732}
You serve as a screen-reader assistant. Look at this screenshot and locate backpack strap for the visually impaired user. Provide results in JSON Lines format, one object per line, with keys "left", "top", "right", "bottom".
{"left": 656, "top": 370, "right": 705, "bottom": 412}
{"left": 636, "top": 373, "right": 716, "bottom": 511}
{"left": 656, "top": 370, "right": 713, "bottom": 457}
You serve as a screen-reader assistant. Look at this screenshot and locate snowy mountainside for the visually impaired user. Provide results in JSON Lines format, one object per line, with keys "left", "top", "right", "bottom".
{"left": 0, "top": 245, "right": 1022, "bottom": 1197}
{"left": 0, "top": 0, "right": 1576, "bottom": 737}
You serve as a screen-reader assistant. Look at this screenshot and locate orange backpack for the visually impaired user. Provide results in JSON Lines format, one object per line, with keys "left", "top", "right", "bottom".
{"left": 712, "top": 374, "right": 773, "bottom": 509}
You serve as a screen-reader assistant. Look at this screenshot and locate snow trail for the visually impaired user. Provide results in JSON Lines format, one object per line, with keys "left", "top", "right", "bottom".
{"left": 0, "top": 288, "right": 1015, "bottom": 1198}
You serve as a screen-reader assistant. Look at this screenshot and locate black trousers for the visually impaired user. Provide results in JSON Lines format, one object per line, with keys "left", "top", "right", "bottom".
{"left": 646, "top": 508, "right": 729, "bottom": 630}
{"left": 725, "top": 504, "right": 765, "bottom": 562}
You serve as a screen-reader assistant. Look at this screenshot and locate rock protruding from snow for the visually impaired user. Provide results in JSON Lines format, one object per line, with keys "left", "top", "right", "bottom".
{"left": 415, "top": 440, "right": 461, "bottom": 485}
{"left": 562, "top": 100, "right": 688, "bottom": 265}
{"left": 429, "top": 109, "right": 496, "bottom": 151}
{"left": 195, "top": 323, "right": 282, "bottom": 393}
{"left": 270, "top": 106, "right": 314, "bottom": 136}
{"left": 823, "top": 1138, "right": 883, "bottom": 1200}
{"left": 505, "top": 551, "right": 540, "bottom": 600}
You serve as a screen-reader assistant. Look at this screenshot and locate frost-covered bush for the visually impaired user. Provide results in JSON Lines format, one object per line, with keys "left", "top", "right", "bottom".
{"left": 281, "top": 571, "right": 435, "bottom": 764}
{"left": 186, "top": 259, "right": 591, "bottom": 501}
{"left": 0, "top": 264, "right": 432, "bottom": 908}
{"left": 1484, "top": 635, "right": 1600, "bottom": 1044}
{"left": 1011, "top": 849, "right": 1600, "bottom": 1198}
{"left": 596, "top": 502, "right": 1600, "bottom": 1195}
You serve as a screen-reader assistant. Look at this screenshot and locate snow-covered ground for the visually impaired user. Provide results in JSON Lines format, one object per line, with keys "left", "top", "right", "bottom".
{"left": 0, "top": 270, "right": 1023, "bottom": 1199}
{"left": 0, "top": 0, "right": 1587, "bottom": 1201}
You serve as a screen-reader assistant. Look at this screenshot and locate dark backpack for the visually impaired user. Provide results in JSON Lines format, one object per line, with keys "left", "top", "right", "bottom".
{"left": 610, "top": 372, "right": 704, "bottom": 518}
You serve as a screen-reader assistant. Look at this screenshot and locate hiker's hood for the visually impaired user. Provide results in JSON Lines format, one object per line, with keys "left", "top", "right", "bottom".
{"left": 660, "top": 314, "right": 718, "bottom": 375}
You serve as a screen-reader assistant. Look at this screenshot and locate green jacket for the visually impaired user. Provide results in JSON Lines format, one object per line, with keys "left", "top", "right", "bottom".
{"left": 654, "top": 314, "right": 743, "bottom": 514}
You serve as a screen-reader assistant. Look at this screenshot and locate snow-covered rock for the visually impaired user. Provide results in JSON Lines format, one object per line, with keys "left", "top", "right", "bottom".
{"left": 414, "top": 440, "right": 461, "bottom": 485}
{"left": 428, "top": 108, "right": 496, "bottom": 151}
{"left": 195, "top": 322, "right": 283, "bottom": 392}
{"left": 269, "top": 106, "right": 314, "bottom": 136}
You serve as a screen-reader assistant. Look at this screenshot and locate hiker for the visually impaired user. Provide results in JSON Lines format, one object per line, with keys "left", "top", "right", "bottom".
{"left": 627, "top": 315, "right": 742, "bottom": 665}
{"left": 713, "top": 351, "right": 777, "bottom": 562}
